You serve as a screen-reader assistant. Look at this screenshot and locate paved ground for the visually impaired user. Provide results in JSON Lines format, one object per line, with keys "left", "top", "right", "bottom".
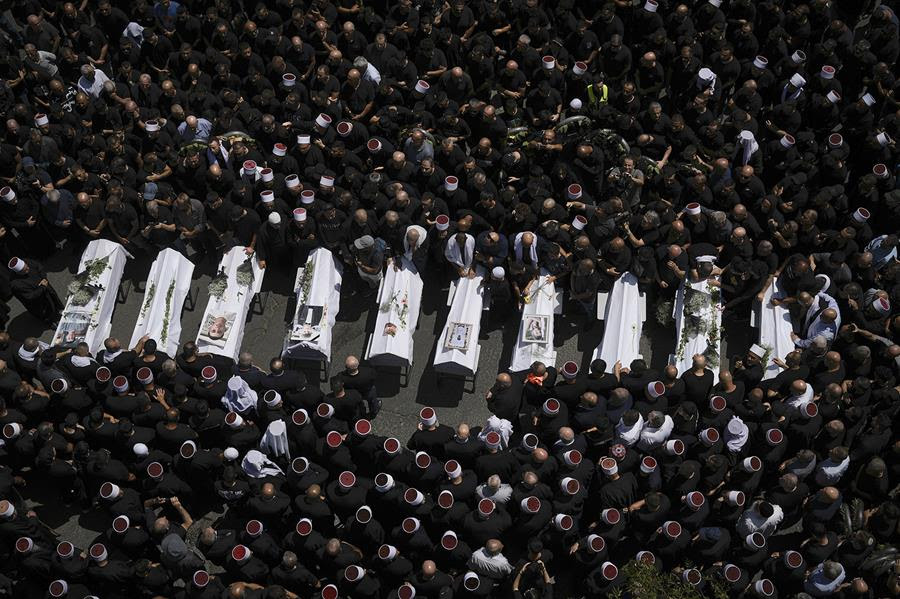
{"left": 8, "top": 245, "right": 753, "bottom": 555}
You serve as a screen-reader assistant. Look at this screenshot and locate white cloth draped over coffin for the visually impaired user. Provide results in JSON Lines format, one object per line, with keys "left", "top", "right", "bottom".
{"left": 753, "top": 280, "right": 795, "bottom": 380}
{"left": 433, "top": 267, "right": 486, "bottom": 376}
{"left": 282, "top": 248, "right": 343, "bottom": 364}
{"left": 365, "top": 257, "right": 424, "bottom": 367}
{"left": 196, "top": 247, "right": 265, "bottom": 362}
{"left": 593, "top": 272, "right": 646, "bottom": 372}
{"left": 130, "top": 249, "right": 195, "bottom": 356}
{"left": 509, "top": 274, "right": 558, "bottom": 373}
{"left": 672, "top": 277, "right": 723, "bottom": 383}
{"left": 53, "top": 240, "right": 129, "bottom": 354}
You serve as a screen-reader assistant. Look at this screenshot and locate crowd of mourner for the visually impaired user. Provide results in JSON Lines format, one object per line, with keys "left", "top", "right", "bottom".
{"left": 0, "top": 0, "right": 898, "bottom": 597}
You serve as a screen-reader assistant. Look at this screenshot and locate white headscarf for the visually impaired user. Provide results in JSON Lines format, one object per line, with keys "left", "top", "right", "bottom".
{"left": 738, "top": 130, "right": 759, "bottom": 165}
{"left": 513, "top": 232, "right": 539, "bottom": 264}
{"left": 260, "top": 420, "right": 291, "bottom": 459}
{"left": 444, "top": 233, "right": 475, "bottom": 269}
{"left": 70, "top": 355, "right": 95, "bottom": 368}
{"left": 102, "top": 349, "right": 123, "bottom": 363}
{"left": 725, "top": 416, "right": 749, "bottom": 452}
{"left": 478, "top": 415, "right": 513, "bottom": 448}
{"left": 615, "top": 413, "right": 644, "bottom": 447}
{"left": 221, "top": 376, "right": 258, "bottom": 413}
{"left": 242, "top": 449, "right": 284, "bottom": 478}
{"left": 404, "top": 225, "right": 427, "bottom": 263}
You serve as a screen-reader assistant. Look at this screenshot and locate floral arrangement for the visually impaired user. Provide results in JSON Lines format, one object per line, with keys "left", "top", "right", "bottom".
{"left": 208, "top": 268, "right": 228, "bottom": 300}
{"left": 655, "top": 299, "right": 674, "bottom": 327}
{"left": 297, "top": 257, "right": 316, "bottom": 305}
{"left": 140, "top": 282, "right": 156, "bottom": 320}
{"left": 675, "top": 283, "right": 722, "bottom": 367}
{"left": 160, "top": 279, "right": 176, "bottom": 348}
{"left": 379, "top": 290, "right": 409, "bottom": 330}
{"left": 236, "top": 257, "right": 255, "bottom": 288}
{"left": 68, "top": 253, "right": 111, "bottom": 306}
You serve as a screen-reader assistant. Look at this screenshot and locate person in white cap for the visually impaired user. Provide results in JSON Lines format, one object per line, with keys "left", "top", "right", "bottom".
{"left": 8, "top": 256, "right": 63, "bottom": 327}
{"left": 352, "top": 234, "right": 386, "bottom": 293}
{"left": 254, "top": 210, "right": 288, "bottom": 271}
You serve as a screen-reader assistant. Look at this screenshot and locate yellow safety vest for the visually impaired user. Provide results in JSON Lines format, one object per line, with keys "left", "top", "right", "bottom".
{"left": 586, "top": 83, "right": 608, "bottom": 105}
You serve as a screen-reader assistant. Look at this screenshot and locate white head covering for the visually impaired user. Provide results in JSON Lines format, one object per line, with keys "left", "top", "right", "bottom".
{"left": 260, "top": 420, "right": 291, "bottom": 459}
{"left": 221, "top": 376, "right": 258, "bottom": 413}
{"left": 724, "top": 416, "right": 749, "bottom": 452}
{"left": 242, "top": 449, "right": 284, "bottom": 478}
{"left": 738, "top": 130, "right": 759, "bottom": 166}
{"left": 404, "top": 225, "right": 428, "bottom": 265}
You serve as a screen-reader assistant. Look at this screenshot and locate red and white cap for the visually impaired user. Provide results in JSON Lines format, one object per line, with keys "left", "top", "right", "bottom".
{"left": 241, "top": 159, "right": 258, "bottom": 174}
{"left": 683, "top": 568, "right": 702, "bottom": 585}
{"left": 225, "top": 411, "right": 243, "bottom": 428}
{"left": 572, "top": 61, "right": 587, "bottom": 75}
{"left": 355, "top": 506, "right": 372, "bottom": 523}
{"left": 420, "top": 406, "right": 437, "bottom": 426}
{"left": 89, "top": 543, "right": 108, "bottom": 562}
{"left": 354, "top": 419, "right": 372, "bottom": 436}
{"left": 477, "top": 498, "right": 495, "bottom": 516}
{"left": 378, "top": 544, "right": 398, "bottom": 560}
{"left": 485, "top": 431, "right": 502, "bottom": 449}
{"left": 292, "top": 207, "right": 307, "bottom": 222}
{"left": 444, "top": 176, "right": 458, "bottom": 191}
{"left": 273, "top": 143, "right": 287, "bottom": 157}
{"left": 699, "top": 427, "right": 719, "bottom": 445}
{"left": 321, "top": 584, "right": 339, "bottom": 599}
{"left": 780, "top": 133, "right": 796, "bottom": 148}
{"left": 553, "top": 513, "right": 574, "bottom": 530}
{"left": 522, "top": 433, "right": 539, "bottom": 450}
{"left": 284, "top": 174, "right": 301, "bottom": 189}
{"left": 601, "top": 561, "right": 618, "bottom": 580}
{"left": 644, "top": 0, "right": 658, "bottom": 12}
{"left": 201, "top": 365, "right": 217, "bottom": 383}
{"left": 877, "top": 132, "right": 893, "bottom": 147}
{"left": 113, "top": 375, "right": 129, "bottom": 393}
{"left": 561, "top": 361, "right": 579, "bottom": 379}
{"left": 337, "top": 121, "right": 352, "bottom": 136}
{"left": 586, "top": 534, "right": 605, "bottom": 553}
{"left": 685, "top": 491, "right": 705, "bottom": 510}
{"left": 292, "top": 409, "right": 309, "bottom": 426}
{"left": 383, "top": 437, "right": 401, "bottom": 454}
{"left": 301, "top": 189, "right": 316, "bottom": 204}
{"left": 791, "top": 50, "right": 806, "bottom": 64}
{"left": 463, "top": 572, "right": 481, "bottom": 591}
{"left": 784, "top": 550, "right": 803, "bottom": 568}
{"left": 319, "top": 175, "right": 334, "bottom": 188}
{"left": 34, "top": 113, "right": 49, "bottom": 126}
{"left": 282, "top": 73, "right": 296, "bottom": 87}
{"left": 727, "top": 490, "right": 746, "bottom": 506}
{"left": 297, "top": 135, "right": 311, "bottom": 145}
{"left": 441, "top": 529, "right": 458, "bottom": 549}
{"left": 260, "top": 168, "right": 274, "bottom": 183}
{"left": 862, "top": 92, "right": 876, "bottom": 107}
{"left": 49, "top": 580, "right": 68, "bottom": 598}
{"left": 415, "top": 451, "right": 431, "bottom": 469}
{"left": 766, "top": 428, "right": 784, "bottom": 445}
{"left": 755, "top": 579, "right": 776, "bottom": 597}
{"left": 753, "top": 56, "right": 768, "bottom": 69}
{"left": 600, "top": 457, "right": 618, "bottom": 476}
{"left": 610, "top": 444, "right": 626, "bottom": 459}
{"left": 15, "top": 537, "right": 33, "bottom": 553}
{"left": 542, "top": 55, "right": 556, "bottom": 70}
{"left": 179, "top": 440, "right": 197, "bottom": 460}
{"left": 572, "top": 214, "right": 588, "bottom": 230}
{"left": 401, "top": 517, "right": 420, "bottom": 533}
{"left": 338, "top": 471, "right": 356, "bottom": 489}
{"left": 742, "top": 456, "right": 762, "bottom": 472}
{"left": 7, "top": 257, "right": 24, "bottom": 273}
{"left": 315, "top": 113, "right": 332, "bottom": 129}
{"left": 145, "top": 119, "right": 160, "bottom": 132}
{"left": 826, "top": 90, "right": 841, "bottom": 104}
{"left": 49, "top": 379, "right": 67, "bottom": 398}
{"left": 802, "top": 402, "right": 818, "bottom": 418}
{"left": 444, "top": 459, "right": 462, "bottom": 479}
{"left": 317, "top": 403, "right": 335, "bottom": 419}
{"left": 0, "top": 187, "right": 15, "bottom": 202}
{"left": 295, "top": 518, "right": 313, "bottom": 536}
{"left": 397, "top": 582, "right": 417, "bottom": 599}
{"left": 245, "top": 519, "right": 264, "bottom": 537}
{"left": 709, "top": 395, "right": 726, "bottom": 412}
{"left": 640, "top": 456, "right": 657, "bottom": 474}
{"left": 560, "top": 477, "right": 580, "bottom": 495}
{"left": 438, "top": 490, "right": 454, "bottom": 509}
{"left": 404, "top": 488, "right": 424, "bottom": 506}
{"left": 874, "top": 163, "right": 889, "bottom": 178}
{"left": 820, "top": 65, "right": 835, "bottom": 80}
{"left": 231, "top": 544, "right": 251, "bottom": 563}
{"left": 414, "top": 80, "right": 430, "bottom": 94}
{"left": 873, "top": 296, "right": 891, "bottom": 315}
{"left": 521, "top": 496, "right": 541, "bottom": 514}
{"left": 647, "top": 381, "right": 665, "bottom": 398}
{"left": 435, "top": 215, "right": 450, "bottom": 231}
{"left": 601, "top": 508, "right": 620, "bottom": 525}
{"left": 147, "top": 461, "right": 164, "bottom": 479}
{"left": 263, "top": 389, "right": 281, "bottom": 407}
{"left": 2, "top": 422, "right": 22, "bottom": 440}
{"left": 136, "top": 367, "right": 153, "bottom": 385}
{"left": 828, "top": 133, "right": 843, "bottom": 148}
{"left": 112, "top": 515, "right": 130, "bottom": 533}
{"left": 567, "top": 183, "right": 583, "bottom": 200}
{"left": 665, "top": 439, "right": 685, "bottom": 455}
{"left": 344, "top": 565, "right": 364, "bottom": 582}
{"left": 745, "top": 532, "right": 765, "bottom": 549}
{"left": 57, "top": 541, "right": 75, "bottom": 558}
{"left": 636, "top": 550, "right": 655, "bottom": 565}
{"left": 367, "top": 138, "right": 382, "bottom": 152}
{"left": 563, "top": 450, "right": 582, "bottom": 467}
{"left": 100, "top": 481, "right": 119, "bottom": 500}
{"left": 663, "top": 520, "right": 682, "bottom": 540}
{"left": 542, "top": 398, "right": 560, "bottom": 416}
{"left": 193, "top": 570, "right": 210, "bottom": 588}
{"left": 685, "top": 202, "right": 701, "bottom": 215}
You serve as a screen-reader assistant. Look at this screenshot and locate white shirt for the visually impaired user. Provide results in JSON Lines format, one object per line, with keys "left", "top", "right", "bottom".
{"left": 363, "top": 63, "right": 382, "bottom": 84}
{"left": 77, "top": 69, "right": 111, "bottom": 98}
{"left": 615, "top": 414, "right": 644, "bottom": 447}
{"left": 814, "top": 457, "right": 849, "bottom": 486}
{"left": 637, "top": 415, "right": 673, "bottom": 450}
{"left": 736, "top": 503, "right": 784, "bottom": 538}
{"left": 468, "top": 549, "right": 513, "bottom": 577}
